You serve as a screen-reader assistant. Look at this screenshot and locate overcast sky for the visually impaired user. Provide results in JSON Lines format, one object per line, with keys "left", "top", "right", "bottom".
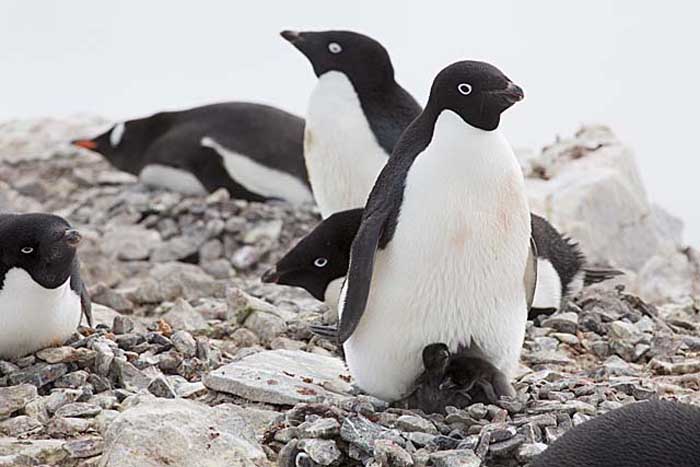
{"left": 1, "top": 1, "right": 698, "bottom": 245}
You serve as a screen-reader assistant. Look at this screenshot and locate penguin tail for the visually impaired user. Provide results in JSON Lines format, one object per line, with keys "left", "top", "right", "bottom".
{"left": 582, "top": 267, "right": 624, "bottom": 286}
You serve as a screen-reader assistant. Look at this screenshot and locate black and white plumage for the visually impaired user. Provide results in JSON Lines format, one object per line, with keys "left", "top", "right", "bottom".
{"left": 281, "top": 30, "right": 421, "bottom": 217}
{"left": 530, "top": 400, "right": 700, "bottom": 467}
{"left": 335, "top": 61, "right": 533, "bottom": 401}
{"left": 263, "top": 209, "right": 621, "bottom": 318}
{"left": 72, "top": 102, "right": 312, "bottom": 204}
{"left": 0, "top": 213, "right": 91, "bottom": 359}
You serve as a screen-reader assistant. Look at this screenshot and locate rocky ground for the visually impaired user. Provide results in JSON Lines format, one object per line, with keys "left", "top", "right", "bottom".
{"left": 0, "top": 118, "right": 699, "bottom": 467}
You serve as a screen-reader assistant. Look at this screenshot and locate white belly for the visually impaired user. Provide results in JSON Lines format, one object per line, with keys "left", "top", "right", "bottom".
{"left": 305, "top": 71, "right": 388, "bottom": 218}
{"left": 201, "top": 137, "right": 313, "bottom": 204}
{"left": 0, "top": 268, "right": 82, "bottom": 359}
{"left": 140, "top": 164, "right": 208, "bottom": 196}
{"left": 343, "top": 111, "right": 531, "bottom": 401}
{"left": 532, "top": 258, "right": 563, "bottom": 310}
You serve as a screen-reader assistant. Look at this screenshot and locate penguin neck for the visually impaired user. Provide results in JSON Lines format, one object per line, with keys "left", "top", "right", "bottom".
{"left": 1, "top": 267, "right": 72, "bottom": 305}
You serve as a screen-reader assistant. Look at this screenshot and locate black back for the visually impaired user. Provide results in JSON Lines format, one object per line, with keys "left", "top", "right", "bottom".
{"left": 270, "top": 208, "right": 362, "bottom": 300}
{"left": 531, "top": 400, "right": 700, "bottom": 467}
{"left": 75, "top": 102, "right": 308, "bottom": 184}
{"left": 282, "top": 30, "right": 422, "bottom": 154}
{"left": 531, "top": 214, "right": 585, "bottom": 296}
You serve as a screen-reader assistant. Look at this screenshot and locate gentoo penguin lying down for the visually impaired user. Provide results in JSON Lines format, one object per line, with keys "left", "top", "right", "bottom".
{"left": 72, "top": 102, "right": 313, "bottom": 204}
{"left": 336, "top": 61, "right": 533, "bottom": 402}
{"left": 0, "top": 213, "right": 92, "bottom": 359}
{"left": 530, "top": 400, "right": 700, "bottom": 467}
{"left": 262, "top": 209, "right": 622, "bottom": 318}
{"left": 281, "top": 29, "right": 421, "bottom": 217}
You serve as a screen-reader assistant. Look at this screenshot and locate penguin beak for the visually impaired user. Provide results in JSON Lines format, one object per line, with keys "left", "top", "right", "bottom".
{"left": 63, "top": 229, "right": 82, "bottom": 247}
{"left": 280, "top": 30, "right": 303, "bottom": 45}
{"left": 72, "top": 139, "right": 98, "bottom": 150}
{"left": 261, "top": 267, "right": 280, "bottom": 284}
{"left": 492, "top": 82, "right": 525, "bottom": 105}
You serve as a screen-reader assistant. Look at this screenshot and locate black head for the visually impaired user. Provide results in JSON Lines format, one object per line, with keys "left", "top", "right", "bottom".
{"left": 261, "top": 209, "right": 362, "bottom": 301}
{"left": 425, "top": 60, "right": 524, "bottom": 131}
{"left": 71, "top": 114, "right": 170, "bottom": 174}
{"left": 281, "top": 30, "right": 395, "bottom": 90}
{"left": 0, "top": 214, "right": 82, "bottom": 289}
{"left": 422, "top": 343, "right": 451, "bottom": 377}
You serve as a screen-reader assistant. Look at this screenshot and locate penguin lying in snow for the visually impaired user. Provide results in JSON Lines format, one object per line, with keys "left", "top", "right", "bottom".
{"left": 72, "top": 102, "right": 313, "bottom": 204}
{"left": 262, "top": 209, "right": 622, "bottom": 319}
{"left": 530, "top": 400, "right": 700, "bottom": 467}
{"left": 0, "top": 213, "right": 92, "bottom": 359}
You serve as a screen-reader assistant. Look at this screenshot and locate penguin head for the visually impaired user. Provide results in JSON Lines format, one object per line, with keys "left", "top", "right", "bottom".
{"left": 0, "top": 214, "right": 82, "bottom": 289}
{"left": 281, "top": 30, "right": 395, "bottom": 89}
{"left": 261, "top": 209, "right": 362, "bottom": 301}
{"left": 426, "top": 60, "right": 524, "bottom": 131}
{"left": 72, "top": 114, "right": 170, "bottom": 173}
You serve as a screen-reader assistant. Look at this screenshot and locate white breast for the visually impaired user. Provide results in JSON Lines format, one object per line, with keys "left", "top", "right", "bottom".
{"left": 343, "top": 111, "right": 532, "bottom": 401}
{"left": 324, "top": 277, "right": 345, "bottom": 311}
{"left": 0, "top": 268, "right": 82, "bottom": 359}
{"left": 140, "top": 164, "right": 208, "bottom": 196}
{"left": 531, "top": 258, "right": 563, "bottom": 310}
{"left": 305, "top": 71, "right": 389, "bottom": 218}
{"left": 201, "top": 137, "right": 313, "bottom": 204}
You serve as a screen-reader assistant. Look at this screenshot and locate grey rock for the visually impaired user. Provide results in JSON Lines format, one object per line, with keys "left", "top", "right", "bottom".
{"left": 243, "top": 219, "right": 283, "bottom": 244}
{"left": 0, "top": 415, "right": 43, "bottom": 436}
{"left": 515, "top": 442, "right": 547, "bottom": 462}
{"left": 147, "top": 376, "right": 176, "bottom": 399}
{"left": 0, "top": 384, "right": 38, "bottom": 419}
{"left": 397, "top": 415, "right": 438, "bottom": 434}
{"left": 46, "top": 389, "right": 82, "bottom": 414}
{"left": 54, "top": 370, "right": 89, "bottom": 389}
{"left": 112, "top": 316, "right": 135, "bottom": 335}
{"left": 171, "top": 330, "right": 197, "bottom": 358}
{"left": 151, "top": 236, "right": 201, "bottom": 262}
{"left": 541, "top": 312, "right": 579, "bottom": 334}
{"left": 0, "top": 438, "right": 68, "bottom": 465}
{"left": 204, "top": 350, "right": 352, "bottom": 405}
{"left": 429, "top": 449, "right": 480, "bottom": 467}
{"left": 340, "top": 415, "right": 403, "bottom": 453}
{"left": 99, "top": 398, "right": 265, "bottom": 466}
{"left": 47, "top": 417, "right": 94, "bottom": 437}
{"left": 162, "top": 298, "right": 208, "bottom": 332}
{"left": 55, "top": 402, "right": 102, "bottom": 418}
{"left": 36, "top": 346, "right": 94, "bottom": 364}
{"left": 299, "top": 417, "right": 340, "bottom": 439}
{"left": 101, "top": 226, "right": 161, "bottom": 261}
{"left": 63, "top": 438, "right": 104, "bottom": 459}
{"left": 110, "top": 359, "right": 151, "bottom": 391}
{"left": 8, "top": 363, "right": 68, "bottom": 387}
{"left": 298, "top": 438, "right": 341, "bottom": 466}
{"left": 231, "top": 245, "right": 261, "bottom": 270}
{"left": 373, "top": 439, "right": 414, "bottom": 466}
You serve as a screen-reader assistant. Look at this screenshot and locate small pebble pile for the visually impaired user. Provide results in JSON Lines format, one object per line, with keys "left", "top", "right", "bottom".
{"left": 0, "top": 119, "right": 698, "bottom": 466}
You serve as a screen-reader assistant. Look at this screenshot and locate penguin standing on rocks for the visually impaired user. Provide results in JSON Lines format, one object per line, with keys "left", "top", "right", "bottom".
{"left": 263, "top": 210, "right": 620, "bottom": 318}
{"left": 0, "top": 213, "right": 92, "bottom": 359}
{"left": 281, "top": 30, "right": 421, "bottom": 217}
{"left": 72, "top": 102, "right": 313, "bottom": 204}
{"left": 530, "top": 400, "right": 700, "bottom": 467}
{"left": 335, "top": 61, "right": 534, "bottom": 402}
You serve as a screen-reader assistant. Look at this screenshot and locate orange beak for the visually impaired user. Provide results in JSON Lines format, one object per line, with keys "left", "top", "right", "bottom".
{"left": 72, "top": 139, "right": 98, "bottom": 150}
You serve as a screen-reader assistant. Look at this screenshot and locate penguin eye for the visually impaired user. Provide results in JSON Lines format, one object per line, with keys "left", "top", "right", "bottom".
{"left": 457, "top": 83, "right": 473, "bottom": 95}
{"left": 20, "top": 246, "right": 34, "bottom": 254}
{"left": 313, "top": 257, "right": 328, "bottom": 268}
{"left": 327, "top": 42, "right": 342, "bottom": 54}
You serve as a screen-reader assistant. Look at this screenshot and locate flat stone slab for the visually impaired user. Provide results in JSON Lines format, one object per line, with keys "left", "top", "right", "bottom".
{"left": 204, "top": 349, "right": 353, "bottom": 405}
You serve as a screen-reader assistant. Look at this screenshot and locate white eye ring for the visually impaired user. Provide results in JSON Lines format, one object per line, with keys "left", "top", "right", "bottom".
{"left": 328, "top": 42, "right": 342, "bottom": 54}
{"left": 21, "top": 247, "right": 34, "bottom": 254}
{"left": 457, "top": 83, "right": 473, "bottom": 95}
{"left": 314, "top": 257, "right": 328, "bottom": 268}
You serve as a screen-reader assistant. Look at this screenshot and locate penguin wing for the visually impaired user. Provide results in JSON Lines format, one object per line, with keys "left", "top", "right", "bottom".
{"left": 70, "top": 259, "right": 92, "bottom": 327}
{"left": 525, "top": 237, "right": 538, "bottom": 310}
{"left": 336, "top": 209, "right": 387, "bottom": 344}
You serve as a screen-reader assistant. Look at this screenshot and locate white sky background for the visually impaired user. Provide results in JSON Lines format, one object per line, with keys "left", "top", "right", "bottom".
{"left": 1, "top": 1, "right": 698, "bottom": 245}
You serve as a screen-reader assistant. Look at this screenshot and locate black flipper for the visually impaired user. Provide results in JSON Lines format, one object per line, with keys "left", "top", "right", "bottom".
{"left": 525, "top": 237, "right": 538, "bottom": 311}
{"left": 583, "top": 267, "right": 624, "bottom": 286}
{"left": 337, "top": 211, "right": 387, "bottom": 344}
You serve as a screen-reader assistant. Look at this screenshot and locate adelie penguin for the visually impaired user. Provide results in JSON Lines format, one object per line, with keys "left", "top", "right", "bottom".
{"left": 263, "top": 210, "right": 621, "bottom": 318}
{"left": 281, "top": 29, "right": 421, "bottom": 217}
{"left": 530, "top": 400, "right": 700, "bottom": 467}
{"left": 72, "top": 102, "right": 313, "bottom": 204}
{"left": 332, "top": 60, "right": 534, "bottom": 402}
{"left": 0, "top": 213, "right": 92, "bottom": 359}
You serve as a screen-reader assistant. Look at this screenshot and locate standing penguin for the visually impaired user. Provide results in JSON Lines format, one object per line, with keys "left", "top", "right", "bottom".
{"left": 0, "top": 213, "right": 92, "bottom": 359}
{"left": 336, "top": 61, "right": 533, "bottom": 401}
{"left": 530, "top": 400, "right": 700, "bottom": 467}
{"left": 72, "top": 102, "right": 313, "bottom": 204}
{"left": 281, "top": 30, "right": 421, "bottom": 217}
{"left": 263, "top": 210, "right": 620, "bottom": 318}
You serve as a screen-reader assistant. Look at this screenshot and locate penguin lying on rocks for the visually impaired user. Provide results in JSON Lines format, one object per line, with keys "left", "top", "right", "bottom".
{"left": 263, "top": 210, "right": 621, "bottom": 319}
{"left": 72, "top": 102, "right": 312, "bottom": 204}
{"left": 0, "top": 213, "right": 92, "bottom": 359}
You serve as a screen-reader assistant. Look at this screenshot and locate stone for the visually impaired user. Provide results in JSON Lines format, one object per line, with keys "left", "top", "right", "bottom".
{"left": 147, "top": 376, "right": 176, "bottom": 399}
{"left": 231, "top": 245, "right": 261, "bottom": 270}
{"left": 340, "top": 415, "right": 404, "bottom": 453}
{"left": 541, "top": 312, "right": 579, "bottom": 334}
{"left": 516, "top": 442, "right": 547, "bottom": 462}
{"left": 101, "top": 226, "right": 161, "bottom": 261}
{"left": 99, "top": 398, "right": 266, "bottom": 466}
{"left": 171, "top": 330, "right": 197, "bottom": 358}
{"left": 47, "top": 417, "right": 94, "bottom": 437}
{"left": 161, "top": 299, "right": 208, "bottom": 332}
{"left": 297, "top": 438, "right": 341, "bottom": 466}
{"left": 36, "top": 346, "right": 93, "bottom": 364}
{"left": 110, "top": 359, "right": 151, "bottom": 391}
{"left": 8, "top": 363, "right": 68, "bottom": 387}
{"left": 397, "top": 415, "right": 438, "bottom": 434}
{"left": 63, "top": 438, "right": 104, "bottom": 459}
{"left": 373, "top": 439, "right": 414, "bottom": 466}
{"left": 429, "top": 449, "right": 481, "bottom": 467}
{"left": 54, "top": 370, "right": 90, "bottom": 389}
{"left": 298, "top": 417, "right": 340, "bottom": 439}
{"left": 0, "top": 384, "right": 38, "bottom": 419}
{"left": 112, "top": 316, "right": 135, "bottom": 335}
{"left": 46, "top": 389, "right": 82, "bottom": 414}
{"left": 0, "top": 416, "right": 42, "bottom": 436}
{"left": 243, "top": 219, "right": 283, "bottom": 244}
{"left": 150, "top": 236, "right": 201, "bottom": 262}
{"left": 55, "top": 402, "right": 102, "bottom": 418}
{"left": 204, "top": 350, "right": 352, "bottom": 405}
{"left": 0, "top": 438, "right": 68, "bottom": 465}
